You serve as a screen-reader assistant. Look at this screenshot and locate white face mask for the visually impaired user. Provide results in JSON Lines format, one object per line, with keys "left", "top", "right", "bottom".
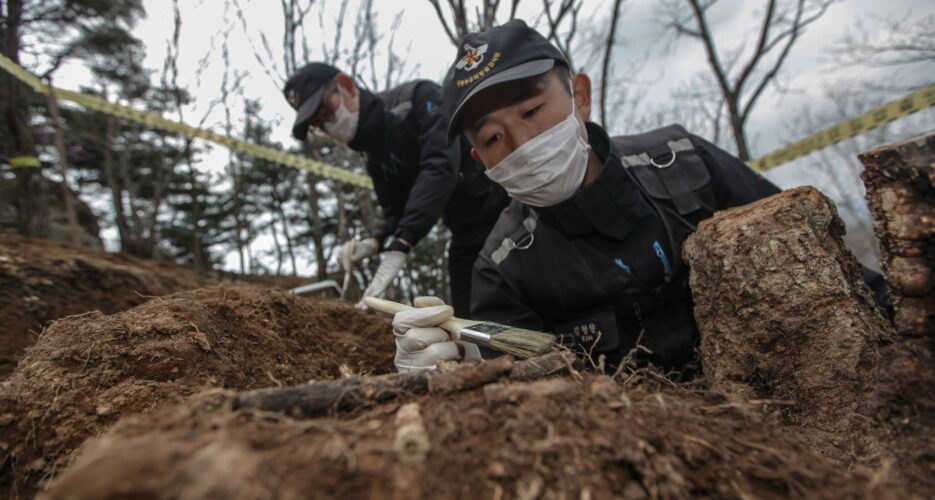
{"left": 322, "top": 91, "right": 359, "bottom": 143}
{"left": 484, "top": 100, "right": 591, "bottom": 207}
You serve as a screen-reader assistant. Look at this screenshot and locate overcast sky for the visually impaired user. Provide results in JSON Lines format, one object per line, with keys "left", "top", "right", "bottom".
{"left": 107, "top": 0, "right": 934, "bottom": 153}
{"left": 40, "top": 0, "right": 935, "bottom": 271}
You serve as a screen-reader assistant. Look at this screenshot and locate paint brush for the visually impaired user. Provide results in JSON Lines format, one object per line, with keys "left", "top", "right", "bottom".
{"left": 364, "top": 297, "right": 555, "bottom": 359}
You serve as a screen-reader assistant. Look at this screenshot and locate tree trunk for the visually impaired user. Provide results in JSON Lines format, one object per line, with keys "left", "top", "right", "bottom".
{"left": 143, "top": 132, "right": 177, "bottom": 257}
{"left": 304, "top": 170, "right": 328, "bottom": 281}
{"left": 183, "top": 139, "right": 203, "bottom": 273}
{"left": 102, "top": 115, "right": 132, "bottom": 251}
{"left": 599, "top": 0, "right": 623, "bottom": 130}
{"left": 357, "top": 186, "right": 379, "bottom": 236}
{"left": 2, "top": 0, "right": 46, "bottom": 238}
{"left": 683, "top": 186, "right": 895, "bottom": 463}
{"left": 234, "top": 178, "right": 247, "bottom": 273}
{"left": 269, "top": 220, "right": 283, "bottom": 276}
{"left": 44, "top": 78, "right": 80, "bottom": 245}
{"left": 859, "top": 132, "right": 935, "bottom": 337}
{"left": 727, "top": 101, "right": 750, "bottom": 161}
{"left": 275, "top": 201, "right": 297, "bottom": 277}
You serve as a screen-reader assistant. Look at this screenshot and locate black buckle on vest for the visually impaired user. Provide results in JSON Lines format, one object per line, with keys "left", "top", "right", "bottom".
{"left": 649, "top": 144, "right": 676, "bottom": 168}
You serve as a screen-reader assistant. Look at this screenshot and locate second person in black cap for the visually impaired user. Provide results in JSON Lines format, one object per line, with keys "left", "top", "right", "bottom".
{"left": 283, "top": 63, "right": 509, "bottom": 314}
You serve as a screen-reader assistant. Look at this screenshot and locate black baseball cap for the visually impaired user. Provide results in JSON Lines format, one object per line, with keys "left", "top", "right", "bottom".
{"left": 442, "top": 19, "right": 569, "bottom": 144}
{"left": 284, "top": 62, "right": 341, "bottom": 140}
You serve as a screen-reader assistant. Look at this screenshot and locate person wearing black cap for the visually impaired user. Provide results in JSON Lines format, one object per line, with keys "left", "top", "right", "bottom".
{"left": 283, "top": 63, "right": 508, "bottom": 313}
{"left": 390, "top": 19, "right": 891, "bottom": 374}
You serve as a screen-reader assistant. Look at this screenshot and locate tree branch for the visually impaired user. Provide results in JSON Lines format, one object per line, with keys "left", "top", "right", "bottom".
{"left": 740, "top": 0, "right": 833, "bottom": 121}
{"left": 427, "top": 0, "right": 460, "bottom": 46}
{"left": 686, "top": 0, "right": 734, "bottom": 104}
{"left": 233, "top": 352, "right": 576, "bottom": 418}
{"left": 600, "top": 0, "right": 625, "bottom": 130}
{"left": 733, "top": 0, "right": 776, "bottom": 95}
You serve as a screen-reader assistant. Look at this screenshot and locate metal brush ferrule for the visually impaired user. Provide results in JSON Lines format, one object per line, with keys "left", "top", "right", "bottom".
{"left": 459, "top": 327, "right": 491, "bottom": 345}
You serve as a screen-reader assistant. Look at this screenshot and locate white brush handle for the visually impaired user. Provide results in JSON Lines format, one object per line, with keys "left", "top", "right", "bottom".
{"left": 363, "top": 296, "right": 474, "bottom": 341}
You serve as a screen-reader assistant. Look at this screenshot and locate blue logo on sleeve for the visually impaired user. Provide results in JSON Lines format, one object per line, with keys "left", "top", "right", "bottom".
{"left": 653, "top": 241, "right": 672, "bottom": 282}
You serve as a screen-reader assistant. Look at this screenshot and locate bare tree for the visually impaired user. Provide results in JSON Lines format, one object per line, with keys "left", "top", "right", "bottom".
{"left": 599, "top": 0, "right": 625, "bottom": 129}
{"left": 772, "top": 81, "right": 933, "bottom": 270}
{"left": 833, "top": 12, "right": 934, "bottom": 69}
{"left": 427, "top": 0, "right": 582, "bottom": 62}
{"left": 163, "top": 0, "right": 227, "bottom": 271}
{"left": 2, "top": 0, "right": 144, "bottom": 239}
{"left": 662, "top": 0, "right": 835, "bottom": 160}
{"left": 41, "top": 77, "right": 80, "bottom": 244}
{"left": 428, "top": 0, "right": 521, "bottom": 44}
{"left": 669, "top": 74, "right": 726, "bottom": 143}
{"left": 319, "top": 0, "right": 351, "bottom": 66}
{"left": 541, "top": 0, "right": 582, "bottom": 69}
{"left": 220, "top": 10, "right": 251, "bottom": 273}
{"left": 281, "top": 0, "right": 315, "bottom": 74}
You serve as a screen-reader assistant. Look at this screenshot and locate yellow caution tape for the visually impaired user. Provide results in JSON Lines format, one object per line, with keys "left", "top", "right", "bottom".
{"left": 3, "top": 52, "right": 932, "bottom": 179}
{"left": 0, "top": 53, "right": 373, "bottom": 190}
{"left": 750, "top": 83, "right": 935, "bottom": 172}
{"left": 9, "top": 156, "right": 41, "bottom": 168}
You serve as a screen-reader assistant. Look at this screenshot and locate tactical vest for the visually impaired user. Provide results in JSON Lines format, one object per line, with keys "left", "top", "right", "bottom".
{"left": 376, "top": 80, "right": 425, "bottom": 149}
{"left": 479, "top": 125, "right": 716, "bottom": 370}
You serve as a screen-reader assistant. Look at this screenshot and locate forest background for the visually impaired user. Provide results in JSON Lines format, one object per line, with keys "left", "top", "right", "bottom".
{"left": 1, "top": 0, "right": 932, "bottom": 304}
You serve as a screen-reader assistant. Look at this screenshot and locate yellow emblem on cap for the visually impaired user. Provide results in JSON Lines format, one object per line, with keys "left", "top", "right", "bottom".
{"left": 456, "top": 43, "right": 488, "bottom": 72}
{"left": 455, "top": 51, "right": 501, "bottom": 88}
{"left": 287, "top": 89, "right": 298, "bottom": 110}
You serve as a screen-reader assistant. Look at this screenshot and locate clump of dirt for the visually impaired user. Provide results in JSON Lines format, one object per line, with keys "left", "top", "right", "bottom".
{"left": 0, "top": 284, "right": 395, "bottom": 497}
{"left": 0, "top": 234, "right": 325, "bottom": 377}
{"left": 0, "top": 234, "right": 214, "bottom": 376}
{"left": 39, "top": 372, "right": 903, "bottom": 500}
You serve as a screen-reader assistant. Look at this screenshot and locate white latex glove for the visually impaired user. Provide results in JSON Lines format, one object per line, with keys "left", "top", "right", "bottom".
{"left": 393, "top": 296, "right": 482, "bottom": 373}
{"left": 337, "top": 238, "right": 379, "bottom": 271}
{"left": 358, "top": 250, "right": 408, "bottom": 304}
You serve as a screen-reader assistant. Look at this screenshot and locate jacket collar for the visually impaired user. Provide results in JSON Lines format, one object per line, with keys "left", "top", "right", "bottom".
{"left": 346, "top": 88, "right": 386, "bottom": 152}
{"left": 540, "top": 122, "right": 644, "bottom": 240}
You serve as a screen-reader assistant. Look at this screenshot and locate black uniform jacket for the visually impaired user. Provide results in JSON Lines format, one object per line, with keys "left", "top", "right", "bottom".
{"left": 471, "top": 123, "right": 781, "bottom": 369}
{"left": 348, "top": 81, "right": 508, "bottom": 246}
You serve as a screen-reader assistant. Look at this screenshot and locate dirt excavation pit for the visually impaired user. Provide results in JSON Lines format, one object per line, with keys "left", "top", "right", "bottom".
{"left": 0, "top": 284, "right": 395, "bottom": 497}
{"left": 3, "top": 171, "right": 935, "bottom": 498}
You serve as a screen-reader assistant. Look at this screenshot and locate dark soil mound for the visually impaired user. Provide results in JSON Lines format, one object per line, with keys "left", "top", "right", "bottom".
{"left": 39, "top": 372, "right": 904, "bottom": 499}
{"left": 0, "top": 234, "right": 320, "bottom": 378}
{"left": 0, "top": 234, "right": 213, "bottom": 376}
{"left": 0, "top": 285, "right": 395, "bottom": 497}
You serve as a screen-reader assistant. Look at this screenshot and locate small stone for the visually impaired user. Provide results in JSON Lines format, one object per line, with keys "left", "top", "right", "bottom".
{"left": 487, "top": 461, "right": 507, "bottom": 478}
